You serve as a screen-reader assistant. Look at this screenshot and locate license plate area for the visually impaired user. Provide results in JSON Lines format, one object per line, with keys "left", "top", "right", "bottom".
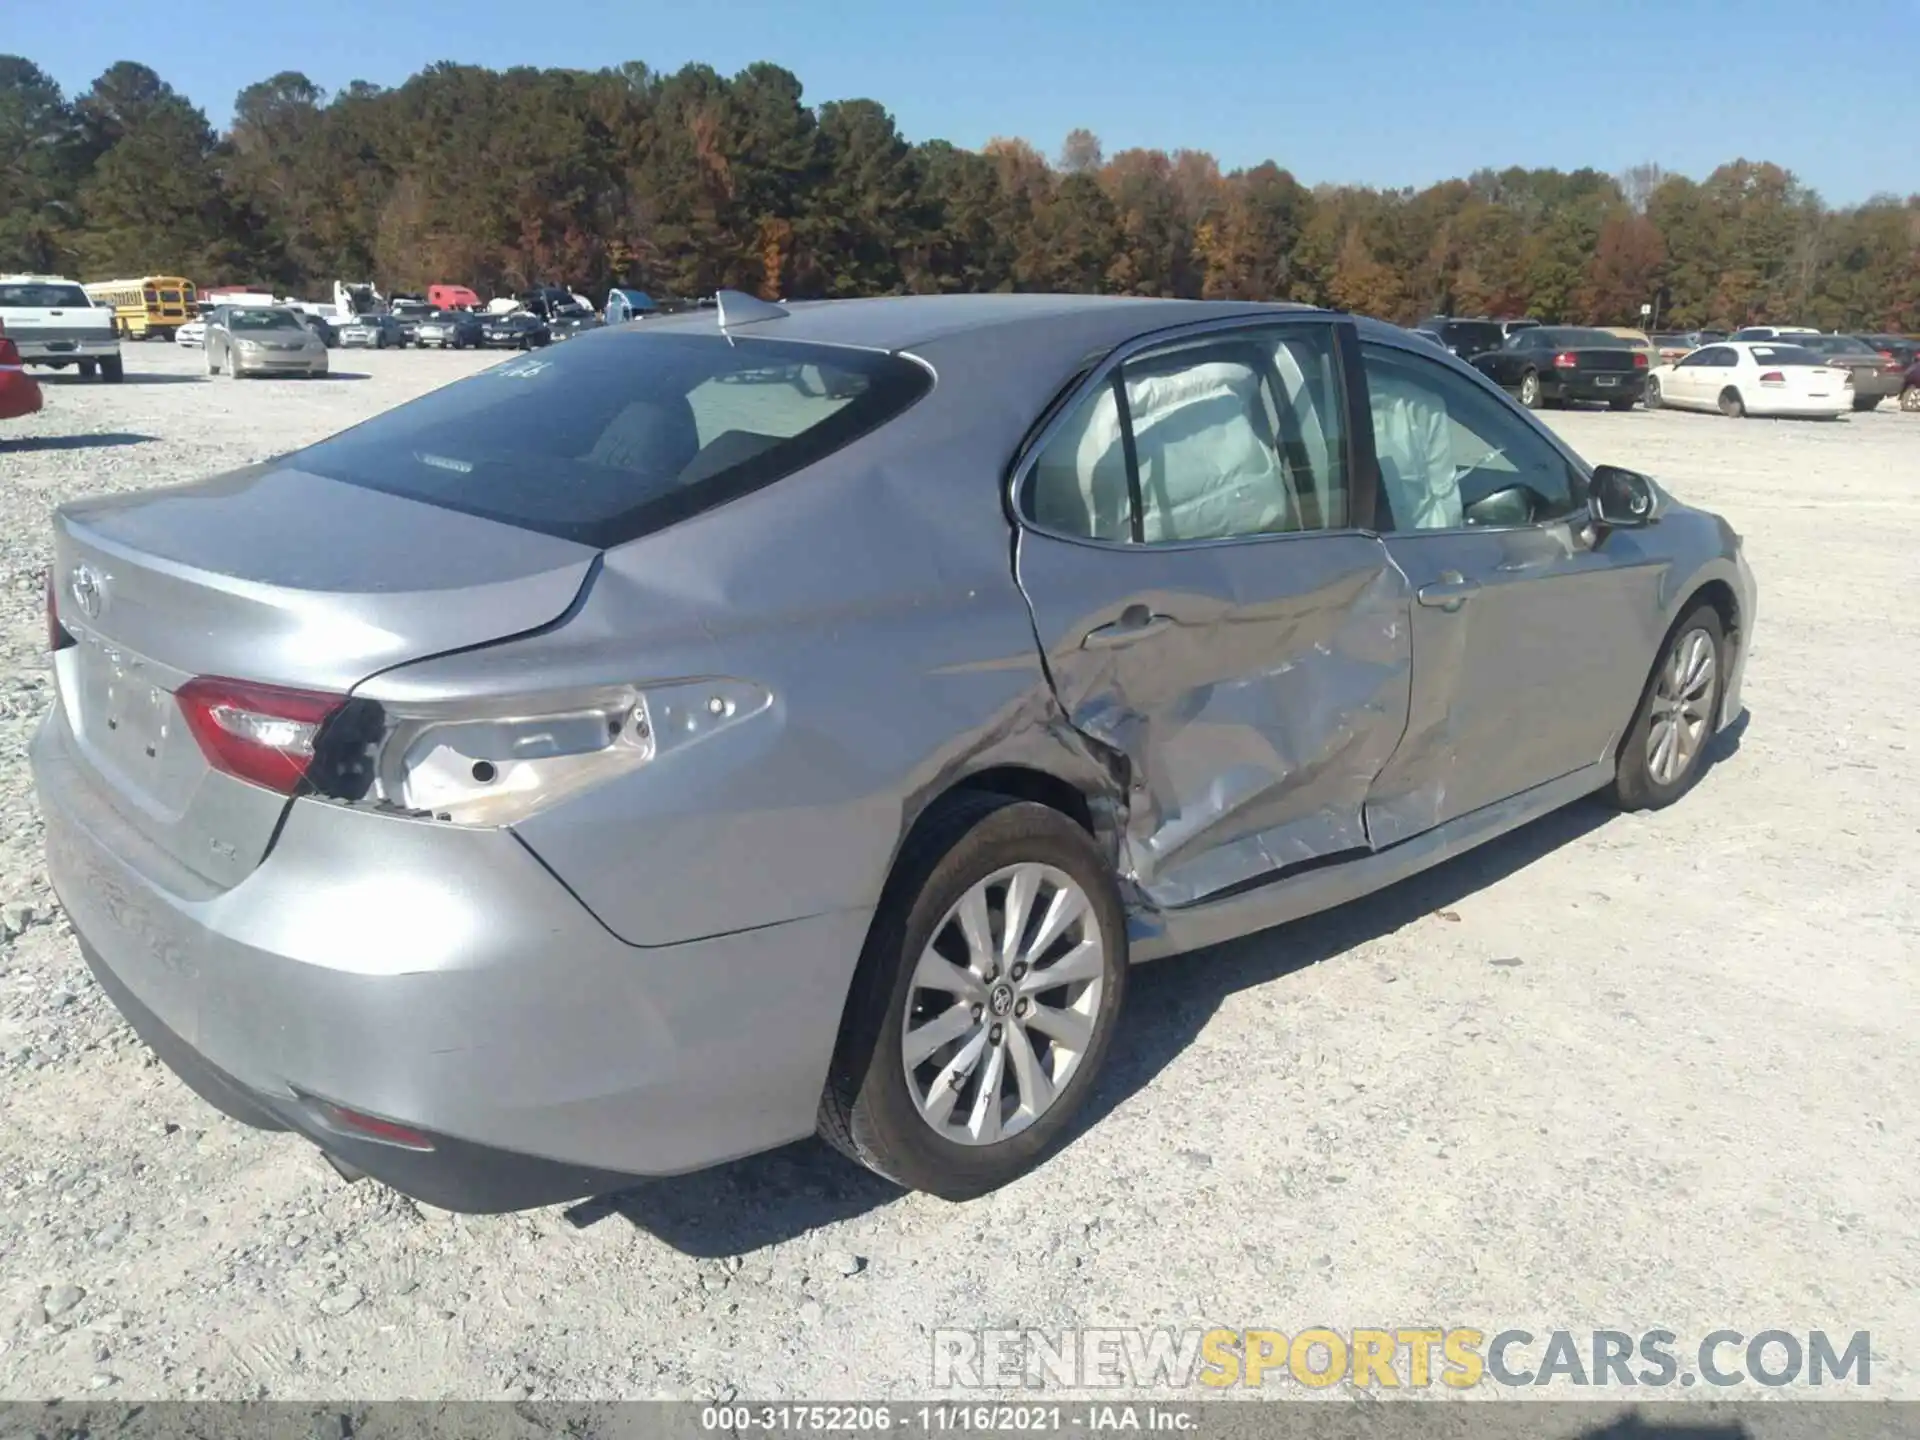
{"left": 68, "top": 639, "right": 203, "bottom": 817}
{"left": 1595, "top": 375, "right": 1619, "bottom": 387}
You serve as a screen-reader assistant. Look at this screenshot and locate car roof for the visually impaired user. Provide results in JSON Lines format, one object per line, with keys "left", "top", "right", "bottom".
{"left": 631, "top": 293, "right": 1317, "bottom": 355}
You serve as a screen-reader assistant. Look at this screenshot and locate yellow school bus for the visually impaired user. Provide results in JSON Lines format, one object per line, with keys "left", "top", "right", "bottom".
{"left": 83, "top": 276, "right": 197, "bottom": 339}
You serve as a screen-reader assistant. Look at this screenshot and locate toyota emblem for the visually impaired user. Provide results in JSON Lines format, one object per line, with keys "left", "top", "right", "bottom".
{"left": 70, "top": 563, "right": 106, "bottom": 621}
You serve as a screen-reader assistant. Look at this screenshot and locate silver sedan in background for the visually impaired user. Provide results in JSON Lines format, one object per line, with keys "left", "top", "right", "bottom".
{"left": 204, "top": 305, "right": 328, "bottom": 378}
{"left": 34, "top": 292, "right": 1753, "bottom": 1212}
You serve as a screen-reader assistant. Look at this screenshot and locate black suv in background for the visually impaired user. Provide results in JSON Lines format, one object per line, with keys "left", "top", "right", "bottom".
{"left": 1414, "top": 316, "right": 1507, "bottom": 360}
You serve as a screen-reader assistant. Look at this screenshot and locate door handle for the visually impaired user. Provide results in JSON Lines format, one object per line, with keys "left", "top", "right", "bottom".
{"left": 1081, "top": 606, "right": 1174, "bottom": 649}
{"left": 1415, "top": 571, "right": 1480, "bottom": 611}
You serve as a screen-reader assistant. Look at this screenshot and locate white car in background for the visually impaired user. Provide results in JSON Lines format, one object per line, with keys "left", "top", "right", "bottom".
{"left": 1645, "top": 340, "right": 1852, "bottom": 419}
{"left": 175, "top": 317, "right": 206, "bottom": 347}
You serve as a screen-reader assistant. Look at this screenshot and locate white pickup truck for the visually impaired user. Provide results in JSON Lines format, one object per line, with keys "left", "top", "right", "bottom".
{"left": 0, "top": 275, "right": 124, "bottom": 381}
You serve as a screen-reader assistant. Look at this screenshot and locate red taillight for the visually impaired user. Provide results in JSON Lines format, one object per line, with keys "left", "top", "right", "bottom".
{"left": 46, "top": 572, "right": 74, "bottom": 652}
{"left": 175, "top": 676, "right": 345, "bottom": 794}
{"left": 1633, "top": 352, "right": 1649, "bottom": 368}
{"left": 1553, "top": 351, "right": 1578, "bottom": 369}
{"left": 1758, "top": 371, "right": 1786, "bottom": 385}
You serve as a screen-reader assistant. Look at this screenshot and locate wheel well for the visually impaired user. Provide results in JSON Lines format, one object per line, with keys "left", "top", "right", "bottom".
{"left": 1684, "top": 579, "right": 1741, "bottom": 655}
{"left": 947, "top": 765, "right": 1094, "bottom": 835}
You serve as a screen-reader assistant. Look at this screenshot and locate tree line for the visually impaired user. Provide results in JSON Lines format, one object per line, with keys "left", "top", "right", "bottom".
{"left": 4, "top": 55, "right": 1917, "bottom": 332}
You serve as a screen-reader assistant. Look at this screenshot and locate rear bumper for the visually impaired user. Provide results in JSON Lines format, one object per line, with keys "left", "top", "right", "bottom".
{"left": 1849, "top": 373, "right": 1902, "bottom": 399}
{"left": 1746, "top": 391, "right": 1846, "bottom": 416}
{"left": 19, "top": 339, "right": 119, "bottom": 364}
{"left": 1552, "top": 372, "right": 1646, "bottom": 402}
{"left": 30, "top": 707, "right": 869, "bottom": 1211}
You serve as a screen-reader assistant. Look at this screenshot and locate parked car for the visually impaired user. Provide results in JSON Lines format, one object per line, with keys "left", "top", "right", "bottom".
{"left": 547, "top": 304, "right": 605, "bottom": 342}
{"left": 32, "top": 292, "right": 1756, "bottom": 1211}
{"left": 0, "top": 275, "right": 123, "bottom": 381}
{"left": 412, "top": 310, "right": 485, "bottom": 350}
{"left": 1781, "top": 334, "right": 1903, "bottom": 410}
{"left": 1859, "top": 333, "right": 1919, "bottom": 372}
{"left": 1651, "top": 331, "right": 1726, "bottom": 365}
{"left": 338, "top": 314, "right": 407, "bottom": 349}
{"left": 1599, "top": 327, "right": 1660, "bottom": 371}
{"left": 296, "top": 311, "right": 338, "bottom": 348}
{"left": 1901, "top": 358, "right": 1920, "bottom": 412}
{"left": 387, "top": 300, "right": 434, "bottom": 346}
{"left": 1644, "top": 340, "right": 1850, "bottom": 418}
{"left": 175, "top": 317, "right": 207, "bottom": 348}
{"left": 479, "top": 311, "right": 550, "bottom": 349}
{"left": 204, "top": 305, "right": 329, "bottom": 379}
{"left": 1413, "top": 316, "right": 1506, "bottom": 361}
{"left": 0, "top": 328, "right": 45, "bottom": 420}
{"left": 1498, "top": 318, "right": 1542, "bottom": 337}
{"left": 1730, "top": 325, "right": 1819, "bottom": 342}
{"left": 1471, "top": 325, "right": 1648, "bottom": 409}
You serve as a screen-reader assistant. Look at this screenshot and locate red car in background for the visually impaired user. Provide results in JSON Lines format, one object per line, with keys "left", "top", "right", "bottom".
{"left": 1, "top": 324, "right": 45, "bottom": 421}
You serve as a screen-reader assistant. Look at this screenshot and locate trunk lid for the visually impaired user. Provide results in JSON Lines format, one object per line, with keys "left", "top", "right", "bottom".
{"left": 50, "top": 464, "right": 597, "bottom": 887}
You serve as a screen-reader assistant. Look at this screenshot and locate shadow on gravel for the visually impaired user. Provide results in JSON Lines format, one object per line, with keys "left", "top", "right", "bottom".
{"left": 570, "top": 1137, "right": 903, "bottom": 1256}
{"left": 585, "top": 713, "right": 1755, "bottom": 1256}
{"left": 1570, "top": 1413, "right": 1752, "bottom": 1440}
{"left": 36, "top": 372, "right": 204, "bottom": 385}
{"left": 0, "top": 431, "right": 155, "bottom": 452}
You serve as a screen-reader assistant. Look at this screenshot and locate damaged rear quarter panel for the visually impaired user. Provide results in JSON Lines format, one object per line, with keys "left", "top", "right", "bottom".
{"left": 359, "top": 341, "right": 1120, "bottom": 950}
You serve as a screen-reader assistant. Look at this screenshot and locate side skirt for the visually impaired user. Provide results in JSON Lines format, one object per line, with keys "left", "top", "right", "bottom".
{"left": 1126, "top": 760, "right": 1614, "bottom": 963}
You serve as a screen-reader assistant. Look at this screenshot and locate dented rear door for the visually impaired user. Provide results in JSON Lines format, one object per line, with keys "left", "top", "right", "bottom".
{"left": 1012, "top": 317, "right": 1414, "bottom": 909}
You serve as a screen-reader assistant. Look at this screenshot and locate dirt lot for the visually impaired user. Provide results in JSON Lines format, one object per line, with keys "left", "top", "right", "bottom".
{"left": 1, "top": 342, "right": 1916, "bottom": 1402}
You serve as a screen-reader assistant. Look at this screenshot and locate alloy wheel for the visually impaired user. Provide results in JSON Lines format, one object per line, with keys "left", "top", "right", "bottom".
{"left": 901, "top": 863, "right": 1105, "bottom": 1146}
{"left": 1520, "top": 372, "right": 1540, "bottom": 407}
{"left": 1647, "top": 627, "right": 1717, "bottom": 786}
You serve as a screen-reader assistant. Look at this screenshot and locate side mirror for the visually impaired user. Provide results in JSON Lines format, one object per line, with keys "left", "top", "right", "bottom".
{"left": 1588, "top": 464, "right": 1658, "bottom": 529}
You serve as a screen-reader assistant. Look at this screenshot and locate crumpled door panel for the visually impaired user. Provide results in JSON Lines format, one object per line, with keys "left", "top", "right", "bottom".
{"left": 1016, "top": 531, "right": 1414, "bottom": 909}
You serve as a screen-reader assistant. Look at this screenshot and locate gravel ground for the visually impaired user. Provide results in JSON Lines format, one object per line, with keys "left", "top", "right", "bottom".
{"left": 1, "top": 342, "right": 1916, "bottom": 1402}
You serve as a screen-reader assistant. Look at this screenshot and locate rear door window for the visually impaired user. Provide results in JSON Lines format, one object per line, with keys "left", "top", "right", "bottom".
{"left": 1023, "top": 323, "right": 1349, "bottom": 543}
{"left": 296, "top": 333, "right": 931, "bottom": 547}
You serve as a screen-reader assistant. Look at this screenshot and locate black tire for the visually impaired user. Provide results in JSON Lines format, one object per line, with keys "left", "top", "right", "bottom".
{"left": 1608, "top": 397, "right": 1635, "bottom": 411}
{"left": 819, "top": 794, "right": 1128, "bottom": 1200}
{"left": 1719, "top": 387, "right": 1745, "bottom": 418}
{"left": 100, "top": 354, "right": 124, "bottom": 383}
{"left": 1901, "top": 386, "right": 1920, "bottom": 413}
{"left": 78, "top": 359, "right": 98, "bottom": 378}
{"left": 1518, "top": 370, "right": 1543, "bottom": 409}
{"left": 1644, "top": 377, "right": 1663, "bottom": 410}
{"left": 1611, "top": 601, "right": 1726, "bottom": 812}
{"left": 1852, "top": 395, "right": 1880, "bottom": 412}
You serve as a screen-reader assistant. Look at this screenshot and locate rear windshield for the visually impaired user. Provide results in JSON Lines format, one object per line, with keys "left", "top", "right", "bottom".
{"left": 1801, "top": 335, "right": 1873, "bottom": 355}
{"left": 1749, "top": 346, "right": 1825, "bottom": 366}
{"left": 1439, "top": 322, "right": 1503, "bottom": 350}
{"left": 0, "top": 282, "right": 90, "bottom": 308}
{"left": 296, "top": 332, "right": 932, "bottom": 547}
{"left": 227, "top": 308, "right": 302, "bottom": 331}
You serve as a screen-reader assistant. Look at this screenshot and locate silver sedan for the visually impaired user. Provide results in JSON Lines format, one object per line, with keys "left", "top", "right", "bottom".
{"left": 34, "top": 293, "right": 1754, "bottom": 1211}
{"left": 203, "top": 305, "right": 328, "bottom": 377}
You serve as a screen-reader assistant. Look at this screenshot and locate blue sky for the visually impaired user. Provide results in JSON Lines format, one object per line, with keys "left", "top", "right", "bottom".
{"left": 9, "top": 0, "right": 1916, "bottom": 205}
